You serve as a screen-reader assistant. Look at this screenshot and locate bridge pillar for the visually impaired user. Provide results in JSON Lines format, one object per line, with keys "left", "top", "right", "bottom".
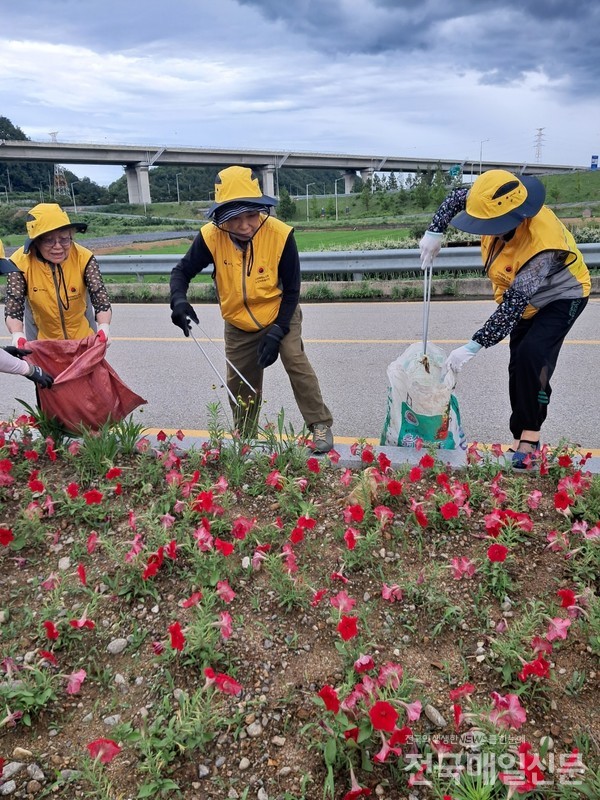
{"left": 360, "top": 167, "right": 374, "bottom": 186}
{"left": 125, "top": 164, "right": 152, "bottom": 205}
{"left": 343, "top": 171, "right": 357, "bottom": 193}
{"left": 260, "top": 164, "right": 276, "bottom": 198}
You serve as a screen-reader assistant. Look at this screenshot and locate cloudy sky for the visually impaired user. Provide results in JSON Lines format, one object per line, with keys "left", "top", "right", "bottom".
{"left": 1, "top": 0, "right": 599, "bottom": 186}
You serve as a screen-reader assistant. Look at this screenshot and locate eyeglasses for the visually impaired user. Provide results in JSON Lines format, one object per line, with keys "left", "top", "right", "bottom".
{"left": 38, "top": 234, "right": 73, "bottom": 247}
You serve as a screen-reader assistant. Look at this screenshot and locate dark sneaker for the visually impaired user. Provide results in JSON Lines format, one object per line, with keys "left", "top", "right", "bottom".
{"left": 311, "top": 424, "right": 333, "bottom": 454}
{"left": 512, "top": 441, "right": 540, "bottom": 470}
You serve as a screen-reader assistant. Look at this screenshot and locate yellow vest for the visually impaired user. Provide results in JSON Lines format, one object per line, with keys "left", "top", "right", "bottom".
{"left": 201, "top": 216, "right": 292, "bottom": 331}
{"left": 482, "top": 207, "right": 590, "bottom": 318}
{"left": 11, "top": 243, "right": 95, "bottom": 339}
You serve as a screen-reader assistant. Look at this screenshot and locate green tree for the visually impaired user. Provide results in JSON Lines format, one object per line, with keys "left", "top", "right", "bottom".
{"left": 360, "top": 179, "right": 372, "bottom": 211}
{"left": 277, "top": 188, "right": 296, "bottom": 221}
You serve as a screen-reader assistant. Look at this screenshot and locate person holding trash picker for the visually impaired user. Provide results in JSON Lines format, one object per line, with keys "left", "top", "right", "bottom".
{"left": 169, "top": 166, "right": 334, "bottom": 453}
{"left": 4, "top": 204, "right": 112, "bottom": 347}
{"left": 419, "top": 169, "right": 590, "bottom": 469}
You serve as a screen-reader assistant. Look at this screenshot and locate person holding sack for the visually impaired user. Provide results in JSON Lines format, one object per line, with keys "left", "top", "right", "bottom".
{"left": 169, "top": 166, "right": 334, "bottom": 452}
{"left": 419, "top": 169, "right": 590, "bottom": 468}
{"left": 4, "top": 203, "right": 112, "bottom": 347}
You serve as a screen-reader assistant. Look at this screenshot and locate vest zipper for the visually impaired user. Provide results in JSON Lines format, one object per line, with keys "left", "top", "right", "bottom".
{"left": 241, "top": 248, "right": 263, "bottom": 330}
{"left": 49, "top": 264, "right": 69, "bottom": 339}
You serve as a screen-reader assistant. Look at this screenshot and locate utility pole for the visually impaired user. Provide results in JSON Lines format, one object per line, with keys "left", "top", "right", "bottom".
{"left": 534, "top": 128, "right": 545, "bottom": 162}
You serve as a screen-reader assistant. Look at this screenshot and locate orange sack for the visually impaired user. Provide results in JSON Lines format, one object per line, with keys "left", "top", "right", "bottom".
{"left": 24, "top": 336, "right": 146, "bottom": 432}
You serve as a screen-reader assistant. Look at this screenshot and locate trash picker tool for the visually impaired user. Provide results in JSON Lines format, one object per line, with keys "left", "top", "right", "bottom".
{"left": 421, "top": 259, "right": 434, "bottom": 370}
{"left": 187, "top": 326, "right": 239, "bottom": 407}
{"left": 189, "top": 319, "right": 256, "bottom": 394}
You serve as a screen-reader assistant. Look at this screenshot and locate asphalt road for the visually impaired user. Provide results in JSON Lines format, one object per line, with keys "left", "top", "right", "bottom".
{"left": 1, "top": 299, "right": 599, "bottom": 449}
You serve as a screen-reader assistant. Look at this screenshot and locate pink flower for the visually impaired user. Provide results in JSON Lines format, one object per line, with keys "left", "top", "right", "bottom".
{"left": 216, "top": 611, "right": 233, "bottom": 640}
{"left": 527, "top": 489, "right": 543, "bottom": 509}
{"left": 489, "top": 692, "right": 527, "bottom": 729}
{"left": 87, "top": 532, "right": 98, "bottom": 554}
{"left": 216, "top": 580, "right": 236, "bottom": 603}
{"left": 181, "top": 591, "right": 203, "bottom": 608}
{"left": 343, "top": 765, "right": 372, "bottom": 800}
{"left": 449, "top": 556, "right": 476, "bottom": 580}
{"left": 449, "top": 683, "right": 475, "bottom": 701}
{"left": 77, "top": 563, "right": 87, "bottom": 586}
{"left": 398, "top": 699, "right": 422, "bottom": 722}
{"left": 354, "top": 654, "right": 375, "bottom": 673}
{"left": 87, "top": 738, "right": 121, "bottom": 764}
{"left": 66, "top": 669, "right": 87, "bottom": 695}
{"left": 231, "top": 516, "right": 256, "bottom": 540}
{"left": 373, "top": 505, "right": 394, "bottom": 527}
{"left": 381, "top": 583, "right": 403, "bottom": 602}
{"left": 330, "top": 590, "right": 356, "bottom": 613}
{"left": 265, "top": 470, "right": 284, "bottom": 491}
{"left": 311, "top": 588, "right": 327, "bottom": 606}
{"left": 545, "top": 616, "right": 571, "bottom": 642}
{"left": 69, "top": 615, "right": 95, "bottom": 630}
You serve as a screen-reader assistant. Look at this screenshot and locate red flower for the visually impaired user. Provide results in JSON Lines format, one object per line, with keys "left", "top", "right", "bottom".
{"left": 28, "top": 478, "right": 45, "bottom": 493}
{"left": 43, "top": 620, "right": 59, "bottom": 640}
{"left": 77, "top": 563, "right": 87, "bottom": 586}
{"left": 105, "top": 467, "right": 122, "bottom": 480}
{"left": 354, "top": 654, "right": 375, "bottom": 673}
{"left": 290, "top": 526, "right": 304, "bottom": 544}
{"left": 386, "top": 479, "right": 403, "bottom": 496}
{"left": 0, "top": 527, "right": 14, "bottom": 546}
{"left": 87, "top": 532, "right": 98, "bottom": 553}
{"left": 487, "top": 543, "right": 509, "bottom": 563}
{"left": 369, "top": 700, "right": 399, "bottom": 732}
{"left": 518, "top": 654, "right": 551, "bottom": 682}
{"left": 557, "top": 588, "right": 576, "bottom": 608}
{"left": 156, "top": 430, "right": 167, "bottom": 442}
{"left": 306, "top": 457, "right": 320, "bottom": 473}
{"left": 181, "top": 591, "right": 203, "bottom": 608}
{"left": 419, "top": 454, "right": 435, "bottom": 469}
{"left": 83, "top": 489, "right": 103, "bottom": 505}
{"left": 168, "top": 621, "right": 185, "bottom": 651}
{"left": 318, "top": 684, "right": 340, "bottom": 713}
{"left": 344, "top": 527, "right": 359, "bottom": 550}
{"left": 449, "top": 682, "right": 475, "bottom": 701}
{"left": 343, "top": 504, "right": 365, "bottom": 523}
{"left": 557, "top": 454, "right": 572, "bottom": 468}
{"left": 337, "top": 615, "right": 359, "bottom": 641}
{"left": 554, "top": 490, "right": 574, "bottom": 511}
{"left": 87, "top": 738, "right": 122, "bottom": 764}
{"left": 69, "top": 616, "right": 95, "bottom": 630}
{"left": 215, "top": 537, "right": 234, "bottom": 556}
{"left": 440, "top": 501, "right": 459, "bottom": 520}
{"left": 408, "top": 466, "right": 422, "bottom": 482}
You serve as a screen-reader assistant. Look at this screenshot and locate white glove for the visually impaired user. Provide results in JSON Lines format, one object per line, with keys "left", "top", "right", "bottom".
{"left": 96, "top": 323, "right": 111, "bottom": 346}
{"left": 444, "top": 341, "right": 482, "bottom": 374}
{"left": 11, "top": 331, "right": 27, "bottom": 348}
{"left": 419, "top": 231, "right": 443, "bottom": 270}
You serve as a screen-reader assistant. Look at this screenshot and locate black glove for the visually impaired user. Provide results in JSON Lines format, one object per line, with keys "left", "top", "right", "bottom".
{"left": 3, "top": 346, "right": 33, "bottom": 359}
{"left": 26, "top": 365, "right": 54, "bottom": 389}
{"left": 257, "top": 324, "right": 285, "bottom": 369}
{"left": 171, "top": 301, "right": 199, "bottom": 337}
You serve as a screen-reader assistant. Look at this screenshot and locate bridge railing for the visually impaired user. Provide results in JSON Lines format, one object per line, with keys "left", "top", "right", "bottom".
{"left": 97, "top": 244, "right": 600, "bottom": 282}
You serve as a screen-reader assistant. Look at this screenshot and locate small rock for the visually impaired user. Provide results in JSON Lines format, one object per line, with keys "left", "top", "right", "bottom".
{"left": 246, "top": 721, "right": 263, "bottom": 737}
{"left": 271, "top": 736, "right": 286, "bottom": 747}
{"left": 0, "top": 781, "right": 16, "bottom": 796}
{"left": 26, "top": 781, "right": 42, "bottom": 795}
{"left": 197, "top": 765, "right": 210, "bottom": 778}
{"left": 57, "top": 557, "right": 71, "bottom": 571}
{"left": 107, "top": 638, "right": 128, "bottom": 655}
{"left": 103, "top": 714, "right": 121, "bottom": 726}
{"left": 228, "top": 790, "right": 239, "bottom": 800}
{"left": 540, "top": 736, "right": 554, "bottom": 751}
{"left": 263, "top": 639, "right": 273, "bottom": 649}
{"left": 278, "top": 767, "right": 292, "bottom": 777}
{"left": 424, "top": 704, "right": 447, "bottom": 728}
{"left": 0, "top": 610, "right": 9, "bottom": 624}
{"left": 26, "top": 764, "right": 45, "bottom": 782}
{"left": 60, "top": 770, "right": 81, "bottom": 780}
{"left": 215, "top": 756, "right": 226, "bottom": 768}
{"left": 1, "top": 764, "right": 25, "bottom": 781}
{"left": 257, "top": 789, "right": 269, "bottom": 800}
{"left": 12, "top": 748, "right": 32, "bottom": 760}
{"left": 239, "top": 757, "right": 251, "bottom": 771}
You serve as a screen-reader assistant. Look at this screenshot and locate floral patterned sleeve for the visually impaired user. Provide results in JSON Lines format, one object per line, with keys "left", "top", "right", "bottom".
{"left": 472, "top": 251, "right": 565, "bottom": 348}
{"left": 84, "top": 257, "right": 112, "bottom": 314}
{"left": 429, "top": 188, "right": 469, "bottom": 233}
{"left": 4, "top": 270, "right": 26, "bottom": 321}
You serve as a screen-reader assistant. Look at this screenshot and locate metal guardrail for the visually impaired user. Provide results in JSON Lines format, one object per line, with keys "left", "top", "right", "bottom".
{"left": 98, "top": 244, "right": 600, "bottom": 282}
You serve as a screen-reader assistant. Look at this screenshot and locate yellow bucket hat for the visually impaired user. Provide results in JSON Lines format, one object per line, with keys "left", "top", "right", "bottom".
{"left": 24, "top": 203, "right": 87, "bottom": 253}
{"left": 207, "top": 166, "right": 277, "bottom": 219}
{"left": 452, "top": 169, "right": 545, "bottom": 235}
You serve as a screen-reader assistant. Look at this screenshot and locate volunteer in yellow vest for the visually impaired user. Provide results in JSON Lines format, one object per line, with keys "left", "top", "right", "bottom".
{"left": 419, "top": 169, "right": 590, "bottom": 469}
{"left": 4, "top": 203, "right": 112, "bottom": 345}
{"left": 169, "top": 166, "right": 334, "bottom": 452}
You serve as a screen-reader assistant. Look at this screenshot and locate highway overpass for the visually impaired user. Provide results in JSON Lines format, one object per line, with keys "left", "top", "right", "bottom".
{"left": 0, "top": 139, "right": 586, "bottom": 205}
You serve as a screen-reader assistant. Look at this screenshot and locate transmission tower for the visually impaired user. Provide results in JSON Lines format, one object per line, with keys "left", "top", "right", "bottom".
{"left": 534, "top": 128, "right": 545, "bottom": 162}
{"left": 53, "top": 164, "right": 70, "bottom": 197}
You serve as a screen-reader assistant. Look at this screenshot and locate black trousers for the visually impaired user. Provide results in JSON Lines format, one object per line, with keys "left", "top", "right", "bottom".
{"left": 508, "top": 297, "right": 587, "bottom": 439}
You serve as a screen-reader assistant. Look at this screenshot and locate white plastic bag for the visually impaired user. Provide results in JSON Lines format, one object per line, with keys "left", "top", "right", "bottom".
{"left": 380, "top": 342, "right": 466, "bottom": 449}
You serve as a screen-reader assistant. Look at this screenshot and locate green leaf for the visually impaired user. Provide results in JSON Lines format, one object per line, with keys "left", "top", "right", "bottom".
{"left": 324, "top": 737, "right": 337, "bottom": 766}
{"left": 137, "top": 783, "right": 159, "bottom": 798}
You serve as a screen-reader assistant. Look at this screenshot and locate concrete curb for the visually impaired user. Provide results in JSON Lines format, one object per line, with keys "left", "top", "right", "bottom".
{"left": 144, "top": 434, "right": 600, "bottom": 474}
